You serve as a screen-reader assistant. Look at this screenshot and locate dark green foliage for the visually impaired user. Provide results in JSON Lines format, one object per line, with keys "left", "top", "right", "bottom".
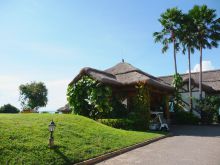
{"left": 188, "top": 5, "right": 220, "bottom": 50}
{"left": 67, "top": 76, "right": 113, "bottom": 119}
{"left": 196, "top": 96, "right": 220, "bottom": 124}
{"left": 98, "top": 83, "right": 151, "bottom": 131}
{"left": 41, "top": 111, "right": 49, "bottom": 114}
{"left": 67, "top": 76, "right": 95, "bottom": 116}
{"left": 153, "top": 7, "right": 183, "bottom": 53}
{"left": 172, "top": 73, "right": 183, "bottom": 89}
{"left": 129, "top": 82, "right": 151, "bottom": 131}
{"left": 179, "top": 13, "right": 197, "bottom": 54}
{"left": 154, "top": 6, "right": 220, "bottom": 111}
{"left": 0, "top": 104, "right": 20, "bottom": 113}
{"left": 99, "top": 118, "right": 154, "bottom": 131}
{"left": 188, "top": 5, "right": 220, "bottom": 100}
{"left": 153, "top": 7, "right": 183, "bottom": 74}
{"left": 110, "top": 96, "right": 129, "bottom": 118}
{"left": 98, "top": 118, "right": 134, "bottom": 130}
{"left": 172, "top": 73, "right": 183, "bottom": 111}
{"left": 0, "top": 114, "right": 164, "bottom": 164}
{"left": 19, "top": 82, "right": 48, "bottom": 111}
{"left": 218, "top": 115, "right": 220, "bottom": 124}
{"left": 172, "top": 111, "right": 200, "bottom": 125}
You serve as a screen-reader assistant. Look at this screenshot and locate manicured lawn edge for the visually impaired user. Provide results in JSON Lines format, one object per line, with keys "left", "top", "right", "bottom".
{"left": 75, "top": 133, "right": 173, "bottom": 165}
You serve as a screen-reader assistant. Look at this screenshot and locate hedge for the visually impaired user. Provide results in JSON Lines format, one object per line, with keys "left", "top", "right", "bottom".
{"left": 98, "top": 118, "right": 150, "bottom": 131}
{"left": 171, "top": 111, "right": 200, "bottom": 125}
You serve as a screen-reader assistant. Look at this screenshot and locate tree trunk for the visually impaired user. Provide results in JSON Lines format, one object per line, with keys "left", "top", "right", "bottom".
{"left": 199, "top": 45, "right": 203, "bottom": 100}
{"left": 188, "top": 47, "right": 192, "bottom": 113}
{"left": 173, "top": 38, "right": 178, "bottom": 75}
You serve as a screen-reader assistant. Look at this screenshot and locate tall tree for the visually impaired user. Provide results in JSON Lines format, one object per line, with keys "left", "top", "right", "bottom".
{"left": 179, "top": 14, "right": 197, "bottom": 112}
{"left": 188, "top": 5, "right": 220, "bottom": 100}
{"left": 153, "top": 8, "right": 183, "bottom": 75}
{"left": 19, "top": 82, "right": 48, "bottom": 112}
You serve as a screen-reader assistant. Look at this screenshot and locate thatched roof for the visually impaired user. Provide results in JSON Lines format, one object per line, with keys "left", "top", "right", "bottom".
{"left": 70, "top": 67, "right": 121, "bottom": 86}
{"left": 70, "top": 62, "right": 174, "bottom": 92}
{"left": 57, "top": 104, "right": 71, "bottom": 113}
{"left": 159, "top": 69, "right": 220, "bottom": 93}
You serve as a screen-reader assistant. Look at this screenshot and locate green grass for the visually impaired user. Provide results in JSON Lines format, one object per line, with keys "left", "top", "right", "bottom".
{"left": 0, "top": 114, "right": 165, "bottom": 165}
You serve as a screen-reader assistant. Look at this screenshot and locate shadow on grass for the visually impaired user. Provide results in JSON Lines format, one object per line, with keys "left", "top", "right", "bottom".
{"left": 52, "top": 146, "right": 72, "bottom": 165}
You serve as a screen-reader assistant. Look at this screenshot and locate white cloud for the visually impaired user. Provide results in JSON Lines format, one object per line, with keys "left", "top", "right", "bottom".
{"left": 0, "top": 74, "right": 72, "bottom": 112}
{"left": 0, "top": 75, "right": 29, "bottom": 108}
{"left": 43, "top": 79, "right": 70, "bottom": 111}
{"left": 186, "top": 60, "right": 215, "bottom": 73}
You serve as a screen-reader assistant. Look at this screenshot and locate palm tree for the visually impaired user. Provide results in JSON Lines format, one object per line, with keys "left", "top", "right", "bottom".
{"left": 153, "top": 8, "right": 183, "bottom": 75}
{"left": 179, "top": 14, "right": 197, "bottom": 112}
{"left": 188, "top": 5, "right": 220, "bottom": 100}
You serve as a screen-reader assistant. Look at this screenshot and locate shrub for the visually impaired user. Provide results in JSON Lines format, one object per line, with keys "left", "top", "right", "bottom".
{"left": 172, "top": 111, "right": 200, "bottom": 125}
{"left": 98, "top": 118, "right": 135, "bottom": 130}
{"left": 99, "top": 118, "right": 151, "bottom": 131}
{"left": 0, "top": 104, "right": 20, "bottom": 113}
{"left": 196, "top": 96, "right": 220, "bottom": 124}
{"left": 130, "top": 118, "right": 151, "bottom": 131}
{"left": 41, "top": 111, "right": 49, "bottom": 114}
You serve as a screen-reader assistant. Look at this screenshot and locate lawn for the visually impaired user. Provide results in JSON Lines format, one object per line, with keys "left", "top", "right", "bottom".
{"left": 0, "top": 114, "right": 165, "bottom": 165}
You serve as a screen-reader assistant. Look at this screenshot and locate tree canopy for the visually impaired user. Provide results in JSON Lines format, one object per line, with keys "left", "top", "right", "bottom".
{"left": 19, "top": 82, "right": 48, "bottom": 111}
{"left": 189, "top": 5, "right": 220, "bottom": 50}
{"left": 188, "top": 5, "right": 220, "bottom": 100}
{"left": 0, "top": 104, "right": 20, "bottom": 113}
{"left": 153, "top": 7, "right": 183, "bottom": 53}
{"left": 153, "top": 7, "right": 183, "bottom": 74}
{"left": 154, "top": 5, "right": 220, "bottom": 112}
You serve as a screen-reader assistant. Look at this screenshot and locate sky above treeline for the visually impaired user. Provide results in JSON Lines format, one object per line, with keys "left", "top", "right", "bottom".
{"left": 0, "top": 0, "right": 220, "bottom": 111}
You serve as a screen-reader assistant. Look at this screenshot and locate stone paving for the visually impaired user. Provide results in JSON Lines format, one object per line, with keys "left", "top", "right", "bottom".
{"left": 97, "top": 125, "right": 220, "bottom": 165}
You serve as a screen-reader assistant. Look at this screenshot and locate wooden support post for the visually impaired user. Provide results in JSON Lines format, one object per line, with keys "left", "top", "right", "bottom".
{"left": 165, "top": 95, "right": 170, "bottom": 124}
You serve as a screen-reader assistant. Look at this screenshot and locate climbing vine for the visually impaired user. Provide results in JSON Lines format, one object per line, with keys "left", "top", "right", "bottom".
{"left": 130, "top": 82, "right": 151, "bottom": 130}
{"left": 172, "top": 73, "right": 183, "bottom": 89}
{"left": 172, "top": 73, "right": 183, "bottom": 111}
{"left": 67, "top": 76, "right": 113, "bottom": 119}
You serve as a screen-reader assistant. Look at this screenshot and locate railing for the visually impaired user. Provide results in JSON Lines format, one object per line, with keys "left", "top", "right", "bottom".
{"left": 180, "top": 99, "right": 201, "bottom": 117}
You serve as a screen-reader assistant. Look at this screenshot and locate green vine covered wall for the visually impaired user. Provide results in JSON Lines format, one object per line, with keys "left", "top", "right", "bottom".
{"left": 67, "top": 76, "right": 151, "bottom": 130}
{"left": 67, "top": 76, "right": 113, "bottom": 119}
{"left": 129, "top": 82, "right": 151, "bottom": 130}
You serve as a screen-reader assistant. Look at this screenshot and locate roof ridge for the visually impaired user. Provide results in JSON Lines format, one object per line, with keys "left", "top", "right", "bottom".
{"left": 114, "top": 69, "right": 157, "bottom": 79}
{"left": 70, "top": 62, "right": 174, "bottom": 92}
{"left": 203, "top": 79, "right": 220, "bottom": 82}
{"left": 114, "top": 69, "right": 139, "bottom": 75}
{"left": 159, "top": 69, "right": 220, "bottom": 78}
{"left": 107, "top": 62, "right": 159, "bottom": 80}
{"left": 84, "top": 67, "right": 116, "bottom": 78}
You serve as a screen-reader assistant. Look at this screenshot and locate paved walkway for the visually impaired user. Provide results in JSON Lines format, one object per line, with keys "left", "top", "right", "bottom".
{"left": 97, "top": 125, "right": 220, "bottom": 165}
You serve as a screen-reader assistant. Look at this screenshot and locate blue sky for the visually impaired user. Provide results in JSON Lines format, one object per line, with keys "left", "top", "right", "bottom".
{"left": 0, "top": 0, "right": 220, "bottom": 111}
